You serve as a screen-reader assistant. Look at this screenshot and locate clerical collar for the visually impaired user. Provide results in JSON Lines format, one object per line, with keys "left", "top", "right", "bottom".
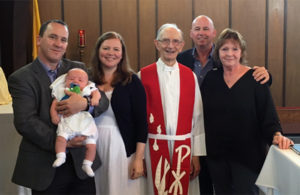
{"left": 157, "top": 58, "right": 179, "bottom": 72}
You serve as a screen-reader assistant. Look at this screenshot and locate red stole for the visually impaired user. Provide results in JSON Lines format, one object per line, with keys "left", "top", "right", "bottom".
{"left": 141, "top": 63, "right": 195, "bottom": 195}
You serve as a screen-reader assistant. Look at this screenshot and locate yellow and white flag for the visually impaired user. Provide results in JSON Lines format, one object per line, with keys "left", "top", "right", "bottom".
{"left": 32, "top": 0, "right": 41, "bottom": 60}
{"left": 0, "top": 67, "right": 12, "bottom": 105}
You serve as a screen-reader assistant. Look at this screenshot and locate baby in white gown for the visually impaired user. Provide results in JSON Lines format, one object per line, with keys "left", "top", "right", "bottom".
{"left": 50, "top": 68, "right": 100, "bottom": 177}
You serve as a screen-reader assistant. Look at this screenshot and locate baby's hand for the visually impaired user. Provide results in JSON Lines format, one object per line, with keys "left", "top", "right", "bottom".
{"left": 51, "top": 115, "right": 60, "bottom": 125}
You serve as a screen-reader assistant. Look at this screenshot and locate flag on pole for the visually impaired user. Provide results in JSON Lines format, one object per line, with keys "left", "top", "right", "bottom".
{"left": 32, "top": 0, "right": 41, "bottom": 60}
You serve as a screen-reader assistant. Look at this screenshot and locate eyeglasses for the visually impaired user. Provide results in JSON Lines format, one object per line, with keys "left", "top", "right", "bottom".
{"left": 158, "top": 39, "right": 182, "bottom": 46}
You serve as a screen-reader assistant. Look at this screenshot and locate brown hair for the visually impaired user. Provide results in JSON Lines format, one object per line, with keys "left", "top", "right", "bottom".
{"left": 213, "top": 28, "right": 248, "bottom": 66}
{"left": 39, "top": 19, "right": 68, "bottom": 37}
{"left": 89, "top": 31, "right": 132, "bottom": 86}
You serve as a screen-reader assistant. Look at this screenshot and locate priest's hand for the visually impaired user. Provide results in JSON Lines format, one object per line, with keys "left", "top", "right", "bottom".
{"left": 190, "top": 156, "right": 200, "bottom": 180}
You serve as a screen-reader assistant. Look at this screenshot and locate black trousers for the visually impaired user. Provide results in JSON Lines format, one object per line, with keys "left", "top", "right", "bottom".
{"left": 207, "top": 158, "right": 259, "bottom": 195}
{"left": 32, "top": 153, "right": 96, "bottom": 195}
{"left": 199, "top": 156, "right": 214, "bottom": 195}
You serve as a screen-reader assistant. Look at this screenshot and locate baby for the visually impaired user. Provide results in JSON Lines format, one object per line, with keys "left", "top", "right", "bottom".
{"left": 50, "top": 68, "right": 100, "bottom": 177}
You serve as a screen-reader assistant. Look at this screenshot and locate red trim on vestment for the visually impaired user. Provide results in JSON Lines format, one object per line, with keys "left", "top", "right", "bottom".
{"left": 141, "top": 63, "right": 195, "bottom": 195}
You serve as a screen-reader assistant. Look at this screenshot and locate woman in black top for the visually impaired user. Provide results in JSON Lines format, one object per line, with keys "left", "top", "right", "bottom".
{"left": 200, "top": 28, "right": 293, "bottom": 194}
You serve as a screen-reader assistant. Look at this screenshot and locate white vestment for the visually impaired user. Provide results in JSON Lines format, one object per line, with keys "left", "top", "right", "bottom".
{"left": 139, "top": 58, "right": 206, "bottom": 195}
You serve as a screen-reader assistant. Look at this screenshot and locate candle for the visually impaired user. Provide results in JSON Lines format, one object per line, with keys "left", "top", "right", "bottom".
{"left": 78, "top": 29, "right": 85, "bottom": 47}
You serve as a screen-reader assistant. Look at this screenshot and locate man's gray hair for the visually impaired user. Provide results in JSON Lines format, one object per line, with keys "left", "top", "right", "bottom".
{"left": 156, "top": 23, "right": 184, "bottom": 41}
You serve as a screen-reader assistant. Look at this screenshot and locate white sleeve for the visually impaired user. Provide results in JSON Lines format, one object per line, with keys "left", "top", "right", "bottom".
{"left": 192, "top": 73, "right": 207, "bottom": 156}
{"left": 81, "top": 81, "right": 97, "bottom": 96}
{"left": 50, "top": 74, "right": 67, "bottom": 100}
{"left": 137, "top": 71, "right": 141, "bottom": 79}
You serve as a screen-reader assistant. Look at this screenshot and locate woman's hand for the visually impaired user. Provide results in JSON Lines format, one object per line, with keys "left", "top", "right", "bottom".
{"left": 272, "top": 132, "right": 294, "bottom": 149}
{"left": 129, "top": 156, "right": 144, "bottom": 179}
{"left": 129, "top": 142, "right": 146, "bottom": 179}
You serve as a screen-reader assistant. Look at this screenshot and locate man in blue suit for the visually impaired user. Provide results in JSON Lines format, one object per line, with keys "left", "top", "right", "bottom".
{"left": 8, "top": 19, "right": 108, "bottom": 194}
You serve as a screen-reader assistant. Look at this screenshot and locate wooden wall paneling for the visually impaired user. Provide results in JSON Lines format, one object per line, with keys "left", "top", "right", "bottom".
{"left": 286, "top": 0, "right": 300, "bottom": 106}
{"left": 64, "top": 0, "right": 100, "bottom": 65}
{"left": 277, "top": 107, "right": 300, "bottom": 134}
{"left": 138, "top": 0, "right": 156, "bottom": 69}
{"left": 102, "top": 0, "right": 139, "bottom": 71}
{"left": 231, "top": 0, "right": 266, "bottom": 68}
{"left": 9, "top": 0, "right": 300, "bottom": 106}
{"left": 157, "top": 0, "right": 193, "bottom": 51}
{"left": 194, "top": 0, "right": 229, "bottom": 37}
{"left": 38, "top": 0, "right": 61, "bottom": 23}
{"left": 268, "top": 0, "right": 284, "bottom": 106}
